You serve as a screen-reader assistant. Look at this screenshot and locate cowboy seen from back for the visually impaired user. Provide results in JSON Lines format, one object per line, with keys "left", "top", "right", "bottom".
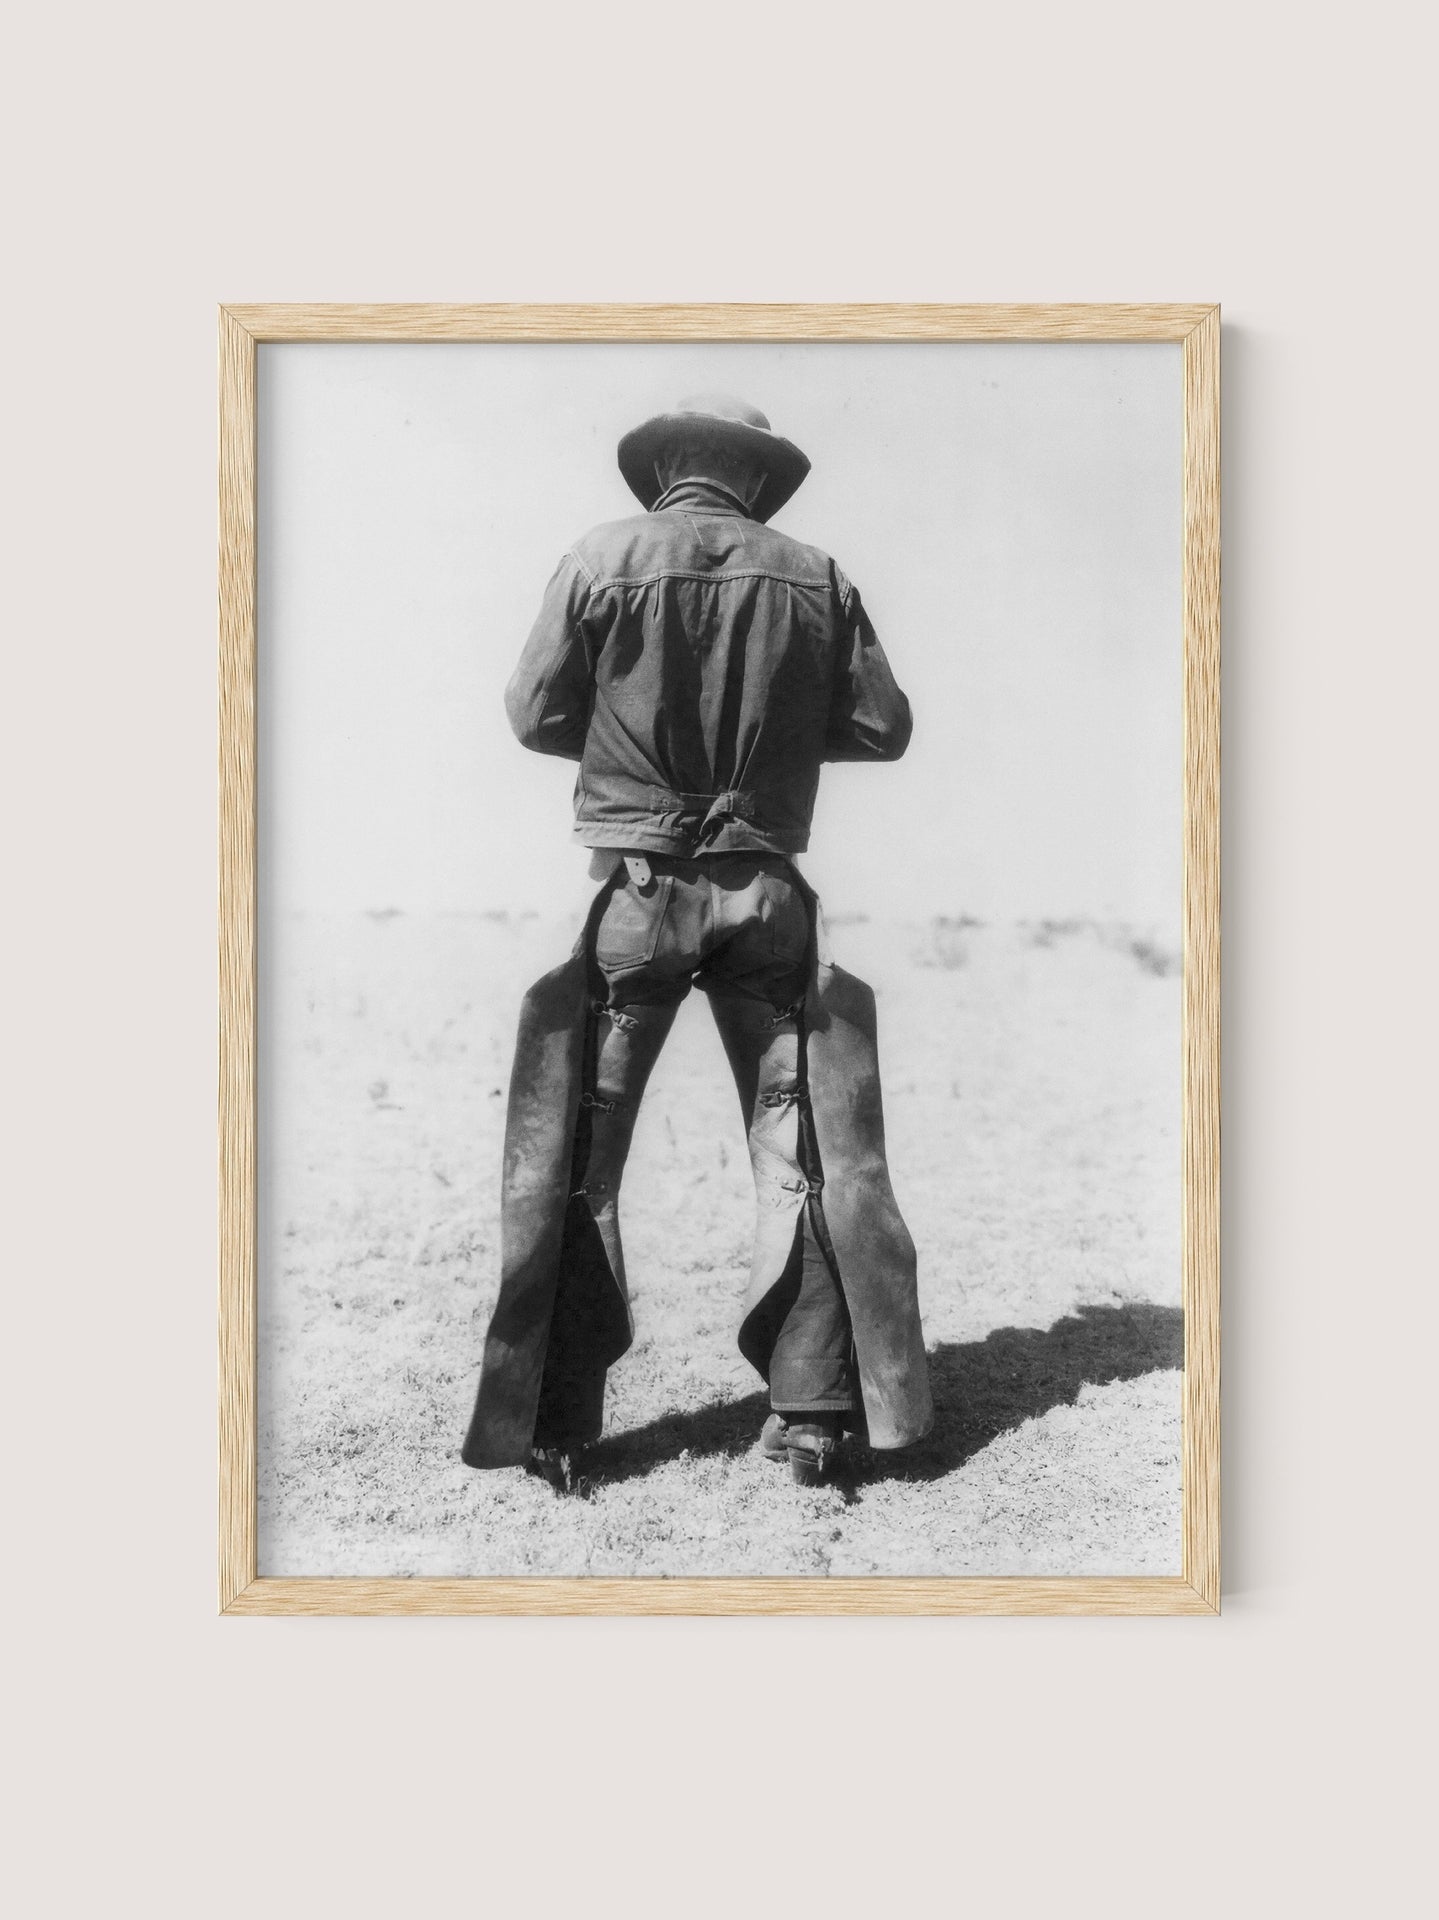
{"left": 461, "top": 394, "right": 934, "bottom": 1488}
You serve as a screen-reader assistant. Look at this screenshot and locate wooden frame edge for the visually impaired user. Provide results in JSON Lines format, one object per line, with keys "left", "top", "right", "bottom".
{"left": 223, "top": 301, "right": 1215, "bottom": 343}
{"left": 1181, "top": 308, "right": 1222, "bottom": 1612}
{"left": 219, "top": 308, "right": 258, "bottom": 1609}
{"left": 217, "top": 303, "right": 1220, "bottom": 1617}
{"left": 222, "top": 1576, "right": 1216, "bottom": 1618}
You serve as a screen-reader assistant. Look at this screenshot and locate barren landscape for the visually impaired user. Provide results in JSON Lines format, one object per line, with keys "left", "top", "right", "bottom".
{"left": 257, "top": 906, "right": 1183, "bottom": 1577}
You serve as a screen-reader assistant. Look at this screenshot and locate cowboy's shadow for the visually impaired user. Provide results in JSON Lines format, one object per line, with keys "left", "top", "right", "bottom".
{"left": 868, "top": 1300, "right": 1183, "bottom": 1484}
{"left": 572, "top": 1302, "right": 1184, "bottom": 1491}
{"left": 568, "top": 1297, "right": 1183, "bottom": 1489}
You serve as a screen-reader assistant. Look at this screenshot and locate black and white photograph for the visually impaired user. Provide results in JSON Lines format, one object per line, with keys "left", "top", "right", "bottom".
{"left": 255, "top": 336, "right": 1189, "bottom": 1580}
{"left": 24, "top": 0, "right": 1439, "bottom": 1907}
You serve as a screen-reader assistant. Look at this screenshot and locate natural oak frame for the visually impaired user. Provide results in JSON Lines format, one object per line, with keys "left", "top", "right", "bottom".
{"left": 220, "top": 303, "right": 1220, "bottom": 1616}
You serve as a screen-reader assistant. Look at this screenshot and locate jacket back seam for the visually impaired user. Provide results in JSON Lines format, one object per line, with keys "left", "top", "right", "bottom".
{"left": 586, "top": 567, "right": 834, "bottom": 593}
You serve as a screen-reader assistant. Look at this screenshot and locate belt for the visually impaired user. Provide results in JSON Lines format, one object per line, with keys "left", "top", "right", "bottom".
{"left": 656, "top": 787, "right": 760, "bottom": 844}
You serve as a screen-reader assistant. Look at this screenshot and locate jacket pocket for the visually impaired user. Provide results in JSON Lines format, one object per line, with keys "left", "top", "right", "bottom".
{"left": 594, "top": 872, "right": 676, "bottom": 972}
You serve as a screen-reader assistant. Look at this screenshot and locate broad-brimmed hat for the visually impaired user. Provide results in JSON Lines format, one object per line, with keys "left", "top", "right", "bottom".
{"left": 617, "top": 394, "right": 810, "bottom": 520}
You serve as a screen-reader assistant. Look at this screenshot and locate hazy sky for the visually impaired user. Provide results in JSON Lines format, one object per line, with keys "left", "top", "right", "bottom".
{"left": 257, "top": 340, "right": 1181, "bottom": 926}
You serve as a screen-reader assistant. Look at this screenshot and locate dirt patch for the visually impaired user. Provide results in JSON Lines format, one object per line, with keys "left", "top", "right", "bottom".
{"left": 257, "top": 911, "right": 1182, "bottom": 1576}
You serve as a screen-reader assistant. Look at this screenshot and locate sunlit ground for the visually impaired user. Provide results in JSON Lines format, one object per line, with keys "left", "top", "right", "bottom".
{"left": 257, "top": 910, "right": 1182, "bottom": 1577}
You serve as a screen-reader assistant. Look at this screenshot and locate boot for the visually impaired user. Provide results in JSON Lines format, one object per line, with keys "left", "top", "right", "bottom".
{"left": 759, "top": 1411, "right": 846, "bottom": 1486}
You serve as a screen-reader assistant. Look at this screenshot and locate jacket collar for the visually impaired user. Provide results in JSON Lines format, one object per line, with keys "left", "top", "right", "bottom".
{"left": 649, "top": 477, "right": 757, "bottom": 519}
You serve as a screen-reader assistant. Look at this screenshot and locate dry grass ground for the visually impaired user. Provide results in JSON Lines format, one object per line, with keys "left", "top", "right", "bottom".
{"left": 257, "top": 908, "right": 1182, "bottom": 1577}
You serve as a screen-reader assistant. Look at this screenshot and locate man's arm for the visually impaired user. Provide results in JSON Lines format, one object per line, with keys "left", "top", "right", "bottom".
{"left": 503, "top": 553, "right": 596, "bottom": 760}
{"left": 823, "top": 576, "right": 913, "bottom": 762}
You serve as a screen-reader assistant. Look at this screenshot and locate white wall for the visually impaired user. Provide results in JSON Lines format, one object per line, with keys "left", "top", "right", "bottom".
{"left": 6, "top": 3, "right": 1436, "bottom": 1917}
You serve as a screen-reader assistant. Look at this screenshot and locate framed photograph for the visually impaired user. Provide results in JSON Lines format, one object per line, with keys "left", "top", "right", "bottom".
{"left": 220, "top": 303, "right": 1219, "bottom": 1616}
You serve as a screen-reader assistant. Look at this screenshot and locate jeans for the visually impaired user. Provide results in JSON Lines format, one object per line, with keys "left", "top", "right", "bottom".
{"left": 579, "top": 853, "right": 856, "bottom": 1417}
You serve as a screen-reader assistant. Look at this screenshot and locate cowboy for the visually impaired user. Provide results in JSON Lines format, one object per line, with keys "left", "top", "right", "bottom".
{"left": 461, "top": 395, "right": 932, "bottom": 1486}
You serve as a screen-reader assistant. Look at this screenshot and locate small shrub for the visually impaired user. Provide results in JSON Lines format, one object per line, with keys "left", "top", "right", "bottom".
{"left": 912, "top": 915, "right": 983, "bottom": 970}
{"left": 1028, "top": 917, "right": 1087, "bottom": 949}
{"left": 1127, "top": 937, "right": 1180, "bottom": 978}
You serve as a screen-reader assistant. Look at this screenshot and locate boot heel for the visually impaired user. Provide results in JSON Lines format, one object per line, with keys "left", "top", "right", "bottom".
{"left": 788, "top": 1446, "right": 827, "bottom": 1487}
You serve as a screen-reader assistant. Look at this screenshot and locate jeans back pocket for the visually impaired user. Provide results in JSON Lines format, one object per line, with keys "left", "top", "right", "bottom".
{"left": 594, "top": 872, "right": 676, "bottom": 972}
{"left": 758, "top": 867, "right": 811, "bottom": 964}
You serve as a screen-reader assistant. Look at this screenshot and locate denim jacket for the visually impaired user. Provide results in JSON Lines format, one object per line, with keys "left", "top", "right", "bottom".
{"left": 504, "top": 480, "right": 912, "bottom": 857}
